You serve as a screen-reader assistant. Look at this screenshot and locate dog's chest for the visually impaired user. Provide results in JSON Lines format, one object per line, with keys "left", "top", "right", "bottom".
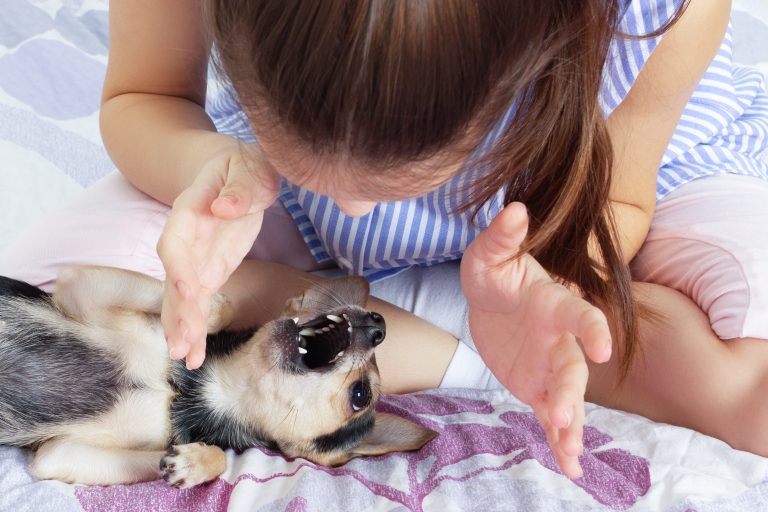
{"left": 64, "top": 318, "right": 176, "bottom": 449}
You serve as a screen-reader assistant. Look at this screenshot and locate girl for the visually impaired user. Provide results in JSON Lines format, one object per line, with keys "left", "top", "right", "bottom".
{"left": 3, "top": 0, "right": 767, "bottom": 480}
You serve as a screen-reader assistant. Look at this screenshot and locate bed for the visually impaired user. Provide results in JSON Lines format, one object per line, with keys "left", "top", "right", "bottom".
{"left": 1, "top": 1, "right": 768, "bottom": 511}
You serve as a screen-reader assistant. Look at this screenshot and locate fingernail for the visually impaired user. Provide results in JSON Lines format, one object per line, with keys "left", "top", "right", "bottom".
{"left": 563, "top": 408, "right": 573, "bottom": 429}
{"left": 176, "top": 280, "right": 189, "bottom": 299}
{"left": 221, "top": 194, "right": 239, "bottom": 204}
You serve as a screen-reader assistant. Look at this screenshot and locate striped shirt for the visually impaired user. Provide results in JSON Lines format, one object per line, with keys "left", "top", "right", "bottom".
{"left": 206, "top": 0, "right": 768, "bottom": 282}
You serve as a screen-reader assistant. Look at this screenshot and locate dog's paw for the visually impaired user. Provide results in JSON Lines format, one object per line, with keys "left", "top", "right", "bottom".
{"left": 159, "top": 442, "right": 226, "bottom": 489}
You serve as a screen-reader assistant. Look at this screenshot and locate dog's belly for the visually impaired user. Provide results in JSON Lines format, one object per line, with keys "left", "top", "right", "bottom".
{"left": 61, "top": 386, "right": 175, "bottom": 450}
{"left": 71, "top": 320, "right": 176, "bottom": 450}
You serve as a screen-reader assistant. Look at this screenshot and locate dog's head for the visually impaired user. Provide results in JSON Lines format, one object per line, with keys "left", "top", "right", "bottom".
{"left": 243, "top": 277, "right": 436, "bottom": 466}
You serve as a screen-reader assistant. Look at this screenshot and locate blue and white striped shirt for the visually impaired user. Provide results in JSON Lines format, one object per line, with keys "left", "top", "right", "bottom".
{"left": 206, "top": 0, "right": 768, "bottom": 282}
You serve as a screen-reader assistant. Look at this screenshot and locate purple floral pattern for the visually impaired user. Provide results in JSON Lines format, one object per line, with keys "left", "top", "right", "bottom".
{"left": 75, "top": 392, "right": 650, "bottom": 512}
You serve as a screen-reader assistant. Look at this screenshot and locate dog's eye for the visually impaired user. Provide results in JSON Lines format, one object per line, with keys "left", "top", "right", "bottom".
{"left": 350, "top": 380, "right": 372, "bottom": 412}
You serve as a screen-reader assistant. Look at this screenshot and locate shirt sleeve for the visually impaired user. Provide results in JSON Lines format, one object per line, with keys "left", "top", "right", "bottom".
{"left": 599, "top": 0, "right": 687, "bottom": 117}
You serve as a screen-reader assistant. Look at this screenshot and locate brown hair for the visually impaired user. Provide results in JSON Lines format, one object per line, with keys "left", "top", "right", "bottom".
{"left": 207, "top": 0, "right": 688, "bottom": 377}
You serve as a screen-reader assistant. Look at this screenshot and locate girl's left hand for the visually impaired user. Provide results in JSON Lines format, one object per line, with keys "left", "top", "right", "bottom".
{"left": 460, "top": 202, "right": 613, "bottom": 479}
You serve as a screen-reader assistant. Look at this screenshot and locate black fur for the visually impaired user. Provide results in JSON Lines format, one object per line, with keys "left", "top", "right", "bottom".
{"left": 0, "top": 275, "right": 50, "bottom": 301}
{"left": 313, "top": 410, "right": 375, "bottom": 453}
{"left": 0, "top": 280, "right": 123, "bottom": 444}
{"left": 168, "top": 328, "right": 278, "bottom": 453}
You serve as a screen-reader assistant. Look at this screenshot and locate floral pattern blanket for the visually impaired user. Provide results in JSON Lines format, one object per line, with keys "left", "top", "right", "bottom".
{"left": 1, "top": 1, "right": 768, "bottom": 511}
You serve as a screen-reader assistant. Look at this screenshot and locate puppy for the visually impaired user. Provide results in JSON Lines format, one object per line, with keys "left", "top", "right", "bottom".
{"left": 0, "top": 266, "right": 435, "bottom": 488}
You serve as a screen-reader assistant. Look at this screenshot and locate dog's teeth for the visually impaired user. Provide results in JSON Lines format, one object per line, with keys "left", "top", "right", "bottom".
{"left": 328, "top": 323, "right": 336, "bottom": 329}
{"left": 336, "top": 350, "right": 344, "bottom": 358}
{"left": 298, "top": 347, "right": 308, "bottom": 354}
{"left": 347, "top": 326, "right": 353, "bottom": 333}
{"left": 342, "top": 313, "right": 349, "bottom": 321}
{"left": 298, "top": 336, "right": 307, "bottom": 348}
{"left": 327, "top": 314, "right": 343, "bottom": 323}
{"left": 292, "top": 317, "right": 299, "bottom": 324}
{"left": 299, "top": 328, "right": 315, "bottom": 336}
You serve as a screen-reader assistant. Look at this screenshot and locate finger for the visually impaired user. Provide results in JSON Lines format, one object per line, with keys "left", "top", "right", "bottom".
{"left": 547, "top": 338, "right": 586, "bottom": 480}
{"left": 162, "top": 291, "right": 189, "bottom": 360}
{"left": 558, "top": 397, "right": 585, "bottom": 461}
{"left": 547, "top": 334, "right": 588, "bottom": 434}
{"left": 184, "top": 291, "right": 214, "bottom": 369}
{"left": 532, "top": 400, "right": 559, "bottom": 451}
{"left": 534, "top": 401, "right": 582, "bottom": 478}
{"left": 552, "top": 290, "right": 612, "bottom": 363}
{"left": 163, "top": 276, "right": 207, "bottom": 358}
{"left": 185, "top": 338, "right": 207, "bottom": 370}
{"left": 466, "top": 202, "right": 529, "bottom": 268}
{"left": 556, "top": 449, "right": 584, "bottom": 480}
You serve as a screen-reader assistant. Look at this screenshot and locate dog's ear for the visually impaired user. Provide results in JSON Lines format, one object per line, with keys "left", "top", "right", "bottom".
{"left": 347, "top": 413, "right": 436, "bottom": 460}
{"left": 283, "top": 277, "right": 370, "bottom": 321}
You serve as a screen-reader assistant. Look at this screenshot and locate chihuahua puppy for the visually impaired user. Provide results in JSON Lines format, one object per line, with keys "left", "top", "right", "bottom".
{"left": 0, "top": 266, "right": 435, "bottom": 488}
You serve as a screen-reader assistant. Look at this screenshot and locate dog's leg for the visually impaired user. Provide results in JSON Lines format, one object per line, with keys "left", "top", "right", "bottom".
{"left": 159, "top": 442, "right": 228, "bottom": 489}
{"left": 52, "top": 266, "right": 232, "bottom": 332}
{"left": 30, "top": 438, "right": 166, "bottom": 485}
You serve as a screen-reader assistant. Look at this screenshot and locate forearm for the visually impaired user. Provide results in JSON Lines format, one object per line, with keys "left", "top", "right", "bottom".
{"left": 100, "top": 93, "right": 241, "bottom": 205}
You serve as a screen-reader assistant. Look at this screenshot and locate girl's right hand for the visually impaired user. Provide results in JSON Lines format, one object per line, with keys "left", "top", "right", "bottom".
{"left": 158, "top": 145, "right": 280, "bottom": 369}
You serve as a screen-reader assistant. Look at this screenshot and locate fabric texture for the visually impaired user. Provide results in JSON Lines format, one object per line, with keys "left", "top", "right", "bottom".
{"left": 632, "top": 173, "right": 768, "bottom": 340}
{"left": 2, "top": 1, "right": 768, "bottom": 511}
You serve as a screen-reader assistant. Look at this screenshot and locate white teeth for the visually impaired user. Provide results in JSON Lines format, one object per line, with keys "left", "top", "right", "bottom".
{"left": 336, "top": 350, "right": 344, "bottom": 358}
{"left": 328, "top": 323, "right": 336, "bottom": 329}
{"left": 298, "top": 347, "right": 308, "bottom": 354}
{"left": 347, "top": 326, "right": 353, "bottom": 333}
{"left": 327, "top": 314, "right": 343, "bottom": 323}
{"left": 342, "top": 314, "right": 349, "bottom": 321}
{"left": 299, "top": 328, "right": 315, "bottom": 336}
{"left": 292, "top": 317, "right": 299, "bottom": 324}
{"left": 329, "top": 350, "right": 344, "bottom": 364}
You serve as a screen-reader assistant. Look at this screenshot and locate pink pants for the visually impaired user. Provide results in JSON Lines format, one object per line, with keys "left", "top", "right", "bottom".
{"left": 1, "top": 172, "right": 767, "bottom": 341}
{"left": 632, "top": 173, "right": 768, "bottom": 340}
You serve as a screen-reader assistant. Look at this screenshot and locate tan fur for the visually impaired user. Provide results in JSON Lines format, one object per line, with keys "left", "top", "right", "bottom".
{"left": 161, "top": 443, "right": 227, "bottom": 488}
{"left": 11, "top": 266, "right": 436, "bottom": 487}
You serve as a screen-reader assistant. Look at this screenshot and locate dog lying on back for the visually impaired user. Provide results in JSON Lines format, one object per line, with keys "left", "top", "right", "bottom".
{"left": 0, "top": 266, "right": 435, "bottom": 488}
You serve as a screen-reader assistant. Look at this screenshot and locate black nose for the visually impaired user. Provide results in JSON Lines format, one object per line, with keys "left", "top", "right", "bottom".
{"left": 365, "top": 311, "right": 385, "bottom": 347}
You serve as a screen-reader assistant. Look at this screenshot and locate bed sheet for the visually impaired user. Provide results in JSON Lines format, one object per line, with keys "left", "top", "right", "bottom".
{"left": 1, "top": 1, "right": 768, "bottom": 511}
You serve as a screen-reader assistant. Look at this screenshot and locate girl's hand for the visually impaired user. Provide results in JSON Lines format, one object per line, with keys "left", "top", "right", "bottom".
{"left": 158, "top": 146, "right": 280, "bottom": 369}
{"left": 460, "top": 202, "right": 612, "bottom": 479}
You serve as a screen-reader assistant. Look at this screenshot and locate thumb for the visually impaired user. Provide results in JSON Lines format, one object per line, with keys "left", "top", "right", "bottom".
{"left": 468, "top": 202, "right": 529, "bottom": 268}
{"left": 212, "top": 157, "right": 279, "bottom": 220}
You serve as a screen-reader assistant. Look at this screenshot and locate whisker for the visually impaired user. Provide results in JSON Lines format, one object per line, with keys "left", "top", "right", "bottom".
{"left": 296, "top": 276, "right": 348, "bottom": 309}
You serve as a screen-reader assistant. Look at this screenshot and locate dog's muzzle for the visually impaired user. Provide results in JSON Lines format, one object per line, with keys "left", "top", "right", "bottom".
{"left": 292, "top": 311, "right": 385, "bottom": 370}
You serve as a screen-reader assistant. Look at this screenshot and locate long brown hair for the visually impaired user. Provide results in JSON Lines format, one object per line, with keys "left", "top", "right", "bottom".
{"left": 207, "top": 0, "right": 688, "bottom": 377}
